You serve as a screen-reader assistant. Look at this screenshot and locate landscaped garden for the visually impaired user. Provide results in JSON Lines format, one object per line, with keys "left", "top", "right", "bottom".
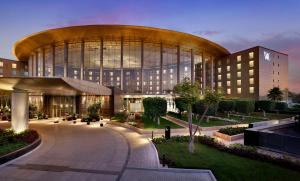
{"left": 153, "top": 136, "right": 300, "bottom": 181}
{"left": 0, "top": 128, "right": 39, "bottom": 156}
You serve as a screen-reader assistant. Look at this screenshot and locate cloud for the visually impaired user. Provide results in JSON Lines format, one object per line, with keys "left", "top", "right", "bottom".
{"left": 194, "top": 30, "right": 222, "bottom": 36}
{"left": 220, "top": 32, "right": 300, "bottom": 92}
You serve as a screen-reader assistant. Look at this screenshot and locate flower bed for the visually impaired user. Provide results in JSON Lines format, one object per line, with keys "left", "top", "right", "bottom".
{"left": 0, "top": 128, "right": 40, "bottom": 163}
{"left": 218, "top": 127, "right": 247, "bottom": 136}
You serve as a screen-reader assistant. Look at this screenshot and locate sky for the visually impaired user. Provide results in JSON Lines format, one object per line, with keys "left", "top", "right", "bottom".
{"left": 0, "top": 0, "right": 299, "bottom": 92}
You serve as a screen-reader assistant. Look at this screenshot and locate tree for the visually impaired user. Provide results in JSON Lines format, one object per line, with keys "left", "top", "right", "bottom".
{"left": 142, "top": 97, "right": 167, "bottom": 125}
{"left": 87, "top": 102, "right": 101, "bottom": 121}
{"left": 173, "top": 78, "right": 200, "bottom": 153}
{"left": 174, "top": 97, "right": 189, "bottom": 118}
{"left": 267, "top": 87, "right": 283, "bottom": 101}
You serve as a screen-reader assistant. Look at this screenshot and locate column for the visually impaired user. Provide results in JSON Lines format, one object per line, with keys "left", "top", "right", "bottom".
{"left": 210, "top": 56, "right": 214, "bottom": 89}
{"left": 140, "top": 40, "right": 144, "bottom": 93}
{"left": 35, "top": 52, "right": 38, "bottom": 76}
{"left": 100, "top": 38, "right": 103, "bottom": 85}
{"left": 120, "top": 37, "right": 124, "bottom": 90}
{"left": 177, "top": 45, "right": 180, "bottom": 84}
{"left": 52, "top": 44, "right": 55, "bottom": 77}
{"left": 202, "top": 52, "right": 206, "bottom": 93}
{"left": 80, "top": 40, "right": 84, "bottom": 80}
{"left": 11, "top": 90, "right": 28, "bottom": 133}
{"left": 160, "top": 43, "right": 163, "bottom": 94}
{"left": 191, "top": 49, "right": 195, "bottom": 83}
{"left": 63, "top": 41, "right": 68, "bottom": 77}
{"left": 42, "top": 48, "right": 45, "bottom": 77}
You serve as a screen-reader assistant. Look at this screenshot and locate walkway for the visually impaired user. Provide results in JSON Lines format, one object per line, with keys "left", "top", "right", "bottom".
{"left": 0, "top": 120, "right": 216, "bottom": 181}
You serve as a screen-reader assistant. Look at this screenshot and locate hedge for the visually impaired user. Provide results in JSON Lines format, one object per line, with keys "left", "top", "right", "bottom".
{"left": 143, "top": 97, "right": 167, "bottom": 120}
{"left": 192, "top": 100, "right": 218, "bottom": 116}
{"left": 218, "top": 100, "right": 235, "bottom": 112}
{"left": 255, "top": 100, "right": 275, "bottom": 112}
{"left": 235, "top": 100, "right": 255, "bottom": 114}
{"left": 274, "top": 102, "right": 288, "bottom": 111}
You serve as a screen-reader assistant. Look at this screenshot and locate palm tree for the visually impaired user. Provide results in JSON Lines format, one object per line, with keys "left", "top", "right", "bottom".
{"left": 267, "top": 87, "right": 283, "bottom": 101}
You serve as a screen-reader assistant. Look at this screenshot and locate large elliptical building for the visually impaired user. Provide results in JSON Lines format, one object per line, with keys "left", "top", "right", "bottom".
{"left": 0, "top": 25, "right": 288, "bottom": 130}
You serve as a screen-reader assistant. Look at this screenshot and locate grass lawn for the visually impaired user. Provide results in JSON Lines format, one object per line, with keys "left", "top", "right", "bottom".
{"left": 167, "top": 112, "right": 233, "bottom": 127}
{"left": 0, "top": 141, "right": 28, "bottom": 156}
{"left": 155, "top": 141, "right": 300, "bottom": 181}
{"left": 142, "top": 115, "right": 183, "bottom": 129}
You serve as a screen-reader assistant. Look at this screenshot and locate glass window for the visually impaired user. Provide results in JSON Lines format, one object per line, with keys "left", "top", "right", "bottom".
{"left": 143, "top": 42, "right": 160, "bottom": 94}
{"left": 249, "top": 69, "right": 254, "bottom": 76}
{"left": 103, "top": 40, "right": 121, "bottom": 88}
{"left": 227, "top": 88, "right": 231, "bottom": 95}
{"left": 237, "top": 63, "right": 241, "bottom": 70}
{"left": 68, "top": 42, "right": 81, "bottom": 79}
{"left": 44, "top": 46, "right": 53, "bottom": 77}
{"left": 249, "top": 78, "right": 254, "bottom": 84}
{"left": 54, "top": 43, "right": 64, "bottom": 77}
{"left": 249, "top": 60, "right": 254, "bottom": 68}
{"left": 249, "top": 87, "right": 254, "bottom": 93}
{"left": 237, "top": 88, "right": 242, "bottom": 94}
{"left": 218, "top": 74, "right": 222, "bottom": 80}
{"left": 227, "top": 73, "right": 231, "bottom": 79}
{"left": 249, "top": 52, "right": 254, "bottom": 59}
{"left": 237, "top": 55, "right": 241, "bottom": 62}
{"left": 218, "top": 82, "right": 221, "bottom": 87}
{"left": 37, "top": 49, "right": 43, "bottom": 77}
{"left": 162, "top": 45, "right": 178, "bottom": 94}
{"left": 227, "top": 65, "right": 230, "bottom": 72}
{"left": 0, "top": 61, "right": 3, "bottom": 67}
{"left": 180, "top": 48, "right": 191, "bottom": 81}
{"left": 12, "top": 63, "right": 17, "bottom": 69}
{"left": 237, "top": 71, "right": 241, "bottom": 78}
{"left": 237, "top": 79, "right": 241, "bottom": 86}
{"left": 227, "top": 81, "right": 231, "bottom": 86}
{"left": 217, "top": 67, "right": 221, "bottom": 73}
{"left": 84, "top": 41, "right": 100, "bottom": 82}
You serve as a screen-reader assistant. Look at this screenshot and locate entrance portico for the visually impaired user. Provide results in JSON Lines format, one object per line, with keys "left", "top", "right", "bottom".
{"left": 0, "top": 77, "right": 112, "bottom": 132}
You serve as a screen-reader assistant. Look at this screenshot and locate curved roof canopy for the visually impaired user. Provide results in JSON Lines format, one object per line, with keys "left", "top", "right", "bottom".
{"left": 14, "top": 25, "right": 229, "bottom": 61}
{"left": 0, "top": 77, "right": 112, "bottom": 96}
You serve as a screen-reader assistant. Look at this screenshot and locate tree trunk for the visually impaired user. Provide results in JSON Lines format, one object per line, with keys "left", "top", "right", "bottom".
{"left": 263, "top": 110, "right": 266, "bottom": 117}
{"left": 157, "top": 116, "right": 160, "bottom": 125}
{"left": 188, "top": 110, "right": 194, "bottom": 153}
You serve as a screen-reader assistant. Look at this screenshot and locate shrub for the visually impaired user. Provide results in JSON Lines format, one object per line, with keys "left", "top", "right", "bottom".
{"left": 235, "top": 100, "right": 255, "bottom": 114}
{"left": 143, "top": 97, "right": 167, "bottom": 122}
{"left": 15, "top": 130, "right": 39, "bottom": 143}
{"left": 174, "top": 97, "right": 189, "bottom": 117}
{"left": 218, "top": 100, "right": 235, "bottom": 112}
{"left": 218, "top": 127, "right": 248, "bottom": 136}
{"left": 192, "top": 100, "right": 218, "bottom": 116}
{"left": 255, "top": 100, "right": 275, "bottom": 112}
{"left": 274, "top": 102, "right": 288, "bottom": 111}
{"left": 87, "top": 102, "right": 101, "bottom": 121}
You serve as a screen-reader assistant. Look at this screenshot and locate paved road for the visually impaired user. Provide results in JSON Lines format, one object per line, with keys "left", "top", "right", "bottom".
{"left": 0, "top": 120, "right": 215, "bottom": 181}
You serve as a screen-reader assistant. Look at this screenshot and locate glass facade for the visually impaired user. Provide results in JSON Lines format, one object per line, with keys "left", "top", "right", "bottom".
{"left": 27, "top": 39, "right": 215, "bottom": 95}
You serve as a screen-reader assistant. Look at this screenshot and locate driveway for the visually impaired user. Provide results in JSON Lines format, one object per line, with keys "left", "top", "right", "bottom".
{"left": 0, "top": 119, "right": 215, "bottom": 181}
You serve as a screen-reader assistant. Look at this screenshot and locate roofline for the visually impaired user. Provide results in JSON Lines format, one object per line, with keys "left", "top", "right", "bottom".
{"left": 231, "top": 46, "right": 288, "bottom": 56}
{"left": 14, "top": 24, "right": 230, "bottom": 61}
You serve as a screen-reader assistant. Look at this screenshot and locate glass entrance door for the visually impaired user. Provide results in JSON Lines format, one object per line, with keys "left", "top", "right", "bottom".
{"left": 50, "top": 96, "right": 76, "bottom": 117}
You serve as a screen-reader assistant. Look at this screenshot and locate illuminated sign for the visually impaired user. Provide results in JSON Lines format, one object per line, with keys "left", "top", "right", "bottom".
{"left": 264, "top": 51, "right": 270, "bottom": 61}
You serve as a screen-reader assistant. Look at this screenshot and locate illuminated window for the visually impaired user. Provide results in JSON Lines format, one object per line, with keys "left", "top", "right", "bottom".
{"left": 156, "top": 70, "right": 159, "bottom": 74}
{"left": 74, "top": 75, "right": 78, "bottom": 79}
{"left": 237, "top": 79, "right": 241, "bottom": 86}
{"left": 0, "top": 62, "right": 3, "bottom": 67}
{"left": 249, "top": 87, "right": 254, "bottom": 93}
{"left": 74, "top": 70, "right": 78, "bottom": 75}
{"left": 237, "top": 88, "right": 241, "bottom": 94}
{"left": 12, "top": 63, "right": 17, "bottom": 69}
{"left": 150, "top": 76, "right": 152, "bottom": 80}
{"left": 249, "top": 52, "right": 254, "bottom": 59}
{"left": 226, "top": 59, "right": 230, "bottom": 64}
{"left": 249, "top": 61, "right": 254, "bottom": 68}
{"left": 227, "top": 66, "right": 230, "bottom": 72}
{"left": 249, "top": 78, "right": 254, "bottom": 84}
{"left": 170, "top": 74, "right": 173, "bottom": 79}
{"left": 218, "top": 67, "right": 221, "bottom": 73}
{"left": 237, "top": 72, "right": 241, "bottom": 78}
{"left": 156, "top": 86, "right": 159, "bottom": 90}
{"left": 89, "top": 76, "right": 93, "bottom": 80}
{"left": 237, "top": 55, "right": 241, "bottom": 62}
{"left": 170, "top": 69, "right": 173, "bottom": 73}
{"left": 117, "top": 76, "right": 120, "bottom": 81}
{"left": 227, "top": 73, "right": 231, "bottom": 79}
{"left": 249, "top": 69, "right": 254, "bottom": 76}
{"left": 150, "top": 86, "right": 152, "bottom": 90}
{"left": 237, "top": 63, "right": 241, "bottom": 70}
{"left": 163, "top": 81, "right": 166, "bottom": 85}
{"left": 110, "top": 72, "right": 113, "bottom": 76}
{"left": 218, "top": 75, "right": 222, "bottom": 80}
{"left": 227, "top": 81, "right": 231, "bottom": 86}
{"left": 184, "top": 66, "right": 188, "bottom": 72}
{"left": 227, "top": 88, "right": 231, "bottom": 95}
{"left": 89, "top": 71, "right": 93, "bottom": 76}
{"left": 218, "top": 82, "right": 222, "bottom": 87}
{"left": 156, "top": 76, "right": 159, "bottom": 80}
{"left": 163, "top": 69, "right": 166, "bottom": 74}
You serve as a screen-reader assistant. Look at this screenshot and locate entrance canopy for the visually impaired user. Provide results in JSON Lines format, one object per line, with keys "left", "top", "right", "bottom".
{"left": 0, "top": 77, "right": 112, "bottom": 96}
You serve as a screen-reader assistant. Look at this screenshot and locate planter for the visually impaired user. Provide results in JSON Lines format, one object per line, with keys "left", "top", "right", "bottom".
{"left": 213, "top": 131, "right": 244, "bottom": 142}
{"left": 0, "top": 135, "right": 41, "bottom": 164}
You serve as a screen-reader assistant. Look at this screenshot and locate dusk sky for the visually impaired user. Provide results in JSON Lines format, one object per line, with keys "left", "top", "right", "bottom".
{"left": 1, "top": 0, "right": 299, "bottom": 92}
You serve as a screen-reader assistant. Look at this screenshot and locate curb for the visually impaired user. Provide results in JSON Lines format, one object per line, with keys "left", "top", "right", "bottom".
{"left": 0, "top": 135, "right": 41, "bottom": 165}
